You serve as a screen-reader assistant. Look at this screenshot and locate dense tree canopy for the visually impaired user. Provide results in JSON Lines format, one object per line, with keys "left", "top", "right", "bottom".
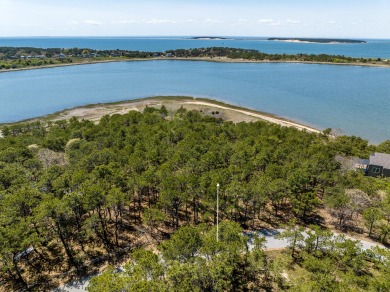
{"left": 0, "top": 105, "right": 389, "bottom": 290}
{"left": 88, "top": 222, "right": 390, "bottom": 291}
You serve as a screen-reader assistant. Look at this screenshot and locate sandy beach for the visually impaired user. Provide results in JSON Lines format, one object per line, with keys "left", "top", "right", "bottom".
{"left": 183, "top": 100, "right": 319, "bottom": 133}
{"left": 41, "top": 96, "right": 320, "bottom": 133}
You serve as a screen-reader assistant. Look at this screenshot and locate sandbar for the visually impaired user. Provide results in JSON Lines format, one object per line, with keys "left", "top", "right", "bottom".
{"left": 33, "top": 96, "right": 321, "bottom": 134}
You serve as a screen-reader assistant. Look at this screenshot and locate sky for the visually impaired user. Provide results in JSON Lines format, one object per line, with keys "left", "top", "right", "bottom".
{"left": 0, "top": 0, "right": 389, "bottom": 38}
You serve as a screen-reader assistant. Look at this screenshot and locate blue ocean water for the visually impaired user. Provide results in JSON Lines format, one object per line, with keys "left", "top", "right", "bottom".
{"left": 0, "top": 37, "right": 390, "bottom": 58}
{"left": 1, "top": 60, "right": 389, "bottom": 143}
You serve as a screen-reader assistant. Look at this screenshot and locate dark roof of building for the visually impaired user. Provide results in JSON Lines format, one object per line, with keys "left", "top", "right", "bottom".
{"left": 369, "top": 152, "right": 390, "bottom": 169}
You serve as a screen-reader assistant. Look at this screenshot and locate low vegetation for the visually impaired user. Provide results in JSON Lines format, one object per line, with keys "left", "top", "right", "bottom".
{"left": 0, "top": 106, "right": 389, "bottom": 290}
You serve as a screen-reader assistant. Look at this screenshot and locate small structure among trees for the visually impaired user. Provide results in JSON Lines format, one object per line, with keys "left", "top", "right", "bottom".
{"left": 367, "top": 152, "right": 390, "bottom": 178}
{"left": 337, "top": 152, "right": 390, "bottom": 178}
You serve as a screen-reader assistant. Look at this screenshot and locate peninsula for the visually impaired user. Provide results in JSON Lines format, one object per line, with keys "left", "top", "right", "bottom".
{"left": 9, "top": 96, "right": 319, "bottom": 134}
{"left": 268, "top": 37, "right": 366, "bottom": 44}
{"left": 1, "top": 46, "right": 388, "bottom": 73}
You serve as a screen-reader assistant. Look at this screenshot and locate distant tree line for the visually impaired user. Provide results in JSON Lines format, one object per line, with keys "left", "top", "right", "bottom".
{"left": 0, "top": 47, "right": 157, "bottom": 59}
{"left": 0, "top": 46, "right": 386, "bottom": 70}
{"left": 166, "top": 47, "right": 374, "bottom": 63}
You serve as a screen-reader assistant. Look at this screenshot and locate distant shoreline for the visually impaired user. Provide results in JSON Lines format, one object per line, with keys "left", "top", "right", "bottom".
{"left": 1, "top": 45, "right": 389, "bottom": 73}
{"left": 1, "top": 56, "right": 389, "bottom": 74}
{"left": 190, "top": 36, "right": 230, "bottom": 40}
{"left": 268, "top": 37, "right": 366, "bottom": 44}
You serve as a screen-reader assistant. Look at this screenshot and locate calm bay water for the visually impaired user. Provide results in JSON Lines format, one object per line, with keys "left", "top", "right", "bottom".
{"left": 1, "top": 60, "right": 389, "bottom": 143}
{"left": 0, "top": 37, "right": 390, "bottom": 58}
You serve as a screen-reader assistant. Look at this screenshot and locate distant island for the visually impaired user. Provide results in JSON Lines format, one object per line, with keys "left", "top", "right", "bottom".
{"left": 268, "top": 37, "right": 366, "bottom": 44}
{"left": 191, "top": 36, "right": 229, "bottom": 40}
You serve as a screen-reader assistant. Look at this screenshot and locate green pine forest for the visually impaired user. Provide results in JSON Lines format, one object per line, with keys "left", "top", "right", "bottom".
{"left": 1, "top": 104, "right": 390, "bottom": 291}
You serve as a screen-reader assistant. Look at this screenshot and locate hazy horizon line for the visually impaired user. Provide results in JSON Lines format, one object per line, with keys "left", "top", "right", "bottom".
{"left": 1, "top": 35, "right": 389, "bottom": 40}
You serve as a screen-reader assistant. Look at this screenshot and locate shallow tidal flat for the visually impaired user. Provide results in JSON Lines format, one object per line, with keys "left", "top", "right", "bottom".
{"left": 1, "top": 60, "right": 389, "bottom": 143}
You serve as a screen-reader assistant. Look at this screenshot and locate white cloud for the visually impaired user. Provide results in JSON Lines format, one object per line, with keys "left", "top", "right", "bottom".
{"left": 286, "top": 20, "right": 300, "bottom": 24}
{"left": 0, "top": 1, "right": 389, "bottom": 38}
{"left": 112, "top": 19, "right": 178, "bottom": 25}
{"left": 204, "top": 18, "right": 224, "bottom": 24}
{"left": 84, "top": 20, "right": 102, "bottom": 26}
{"left": 231, "top": 19, "right": 250, "bottom": 26}
{"left": 112, "top": 20, "right": 139, "bottom": 24}
{"left": 269, "top": 21, "right": 283, "bottom": 26}
{"left": 258, "top": 19, "right": 300, "bottom": 26}
{"left": 258, "top": 19, "right": 274, "bottom": 24}
{"left": 258, "top": 19, "right": 283, "bottom": 26}
{"left": 145, "top": 19, "right": 177, "bottom": 24}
